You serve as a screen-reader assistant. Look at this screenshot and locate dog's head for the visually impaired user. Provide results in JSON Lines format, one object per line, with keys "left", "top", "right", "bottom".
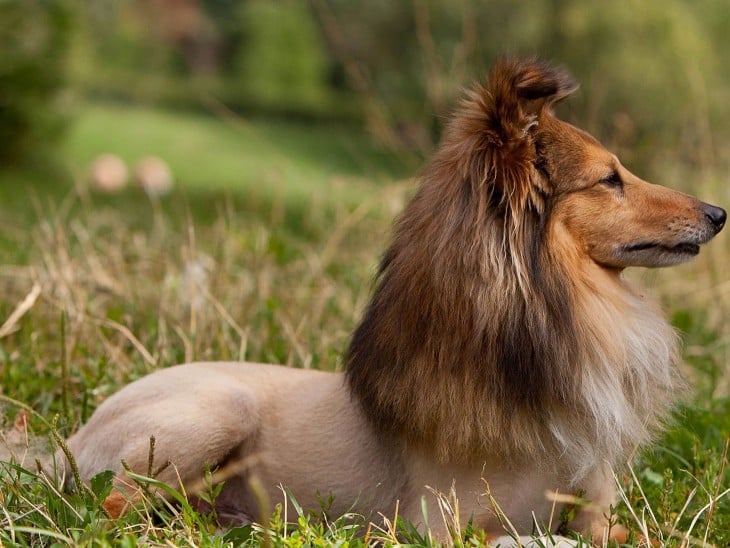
{"left": 446, "top": 58, "right": 726, "bottom": 270}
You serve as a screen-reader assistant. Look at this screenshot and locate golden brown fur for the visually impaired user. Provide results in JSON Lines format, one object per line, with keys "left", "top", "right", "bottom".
{"left": 346, "top": 60, "right": 722, "bottom": 477}
{"left": 60, "top": 59, "right": 726, "bottom": 544}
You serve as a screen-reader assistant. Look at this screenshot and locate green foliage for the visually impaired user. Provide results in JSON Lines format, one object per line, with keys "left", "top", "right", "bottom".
{"left": 0, "top": 0, "right": 73, "bottom": 166}
{"left": 544, "top": 0, "right": 717, "bottom": 166}
{"left": 230, "top": 0, "right": 330, "bottom": 113}
{"left": 323, "top": 0, "right": 725, "bottom": 166}
{"left": 51, "top": 1, "right": 730, "bottom": 168}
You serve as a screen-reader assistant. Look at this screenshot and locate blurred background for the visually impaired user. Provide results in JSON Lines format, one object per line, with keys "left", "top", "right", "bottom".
{"left": 5, "top": 0, "right": 730, "bottom": 179}
{"left": 1, "top": 0, "right": 729, "bottom": 396}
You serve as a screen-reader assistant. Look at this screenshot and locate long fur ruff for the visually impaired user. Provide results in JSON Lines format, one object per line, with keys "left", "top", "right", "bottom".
{"left": 345, "top": 59, "right": 680, "bottom": 479}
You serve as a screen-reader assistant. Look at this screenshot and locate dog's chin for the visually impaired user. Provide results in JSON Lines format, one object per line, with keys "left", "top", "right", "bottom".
{"left": 613, "top": 241, "right": 701, "bottom": 268}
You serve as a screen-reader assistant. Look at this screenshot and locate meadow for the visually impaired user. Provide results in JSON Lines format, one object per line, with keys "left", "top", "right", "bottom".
{"left": 0, "top": 102, "right": 729, "bottom": 546}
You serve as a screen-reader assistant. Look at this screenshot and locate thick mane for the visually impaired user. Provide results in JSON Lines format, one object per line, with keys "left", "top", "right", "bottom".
{"left": 345, "top": 60, "right": 679, "bottom": 477}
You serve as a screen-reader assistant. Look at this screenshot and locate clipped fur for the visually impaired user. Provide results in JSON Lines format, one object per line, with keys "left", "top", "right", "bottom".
{"left": 61, "top": 59, "right": 725, "bottom": 543}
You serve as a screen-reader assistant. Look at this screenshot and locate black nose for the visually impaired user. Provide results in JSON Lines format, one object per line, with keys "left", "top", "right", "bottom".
{"left": 704, "top": 204, "right": 727, "bottom": 232}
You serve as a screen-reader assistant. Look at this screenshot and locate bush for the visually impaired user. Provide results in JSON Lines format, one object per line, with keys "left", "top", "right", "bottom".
{"left": 229, "top": 0, "right": 330, "bottom": 113}
{"left": 323, "top": 0, "right": 725, "bottom": 166}
{"left": 0, "top": 0, "right": 73, "bottom": 167}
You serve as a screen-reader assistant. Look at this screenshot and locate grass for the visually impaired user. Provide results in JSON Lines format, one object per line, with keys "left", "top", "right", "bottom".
{"left": 0, "top": 102, "right": 729, "bottom": 546}
{"left": 62, "top": 102, "right": 408, "bottom": 204}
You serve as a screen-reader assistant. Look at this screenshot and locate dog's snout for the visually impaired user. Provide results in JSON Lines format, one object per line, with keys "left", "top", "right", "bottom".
{"left": 703, "top": 203, "right": 727, "bottom": 232}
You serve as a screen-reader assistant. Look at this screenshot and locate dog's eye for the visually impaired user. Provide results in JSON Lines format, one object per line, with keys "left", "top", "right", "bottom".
{"left": 600, "top": 172, "right": 622, "bottom": 188}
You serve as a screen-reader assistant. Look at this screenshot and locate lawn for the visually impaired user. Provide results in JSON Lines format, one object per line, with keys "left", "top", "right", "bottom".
{"left": 0, "top": 103, "right": 728, "bottom": 546}
{"left": 63, "top": 102, "right": 407, "bottom": 203}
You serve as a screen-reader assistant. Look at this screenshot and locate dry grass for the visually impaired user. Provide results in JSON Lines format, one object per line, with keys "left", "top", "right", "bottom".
{"left": 0, "top": 137, "right": 728, "bottom": 545}
{"left": 2, "top": 190, "right": 392, "bottom": 393}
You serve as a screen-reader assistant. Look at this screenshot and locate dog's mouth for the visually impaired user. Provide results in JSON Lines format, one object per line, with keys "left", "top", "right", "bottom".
{"left": 624, "top": 241, "right": 700, "bottom": 256}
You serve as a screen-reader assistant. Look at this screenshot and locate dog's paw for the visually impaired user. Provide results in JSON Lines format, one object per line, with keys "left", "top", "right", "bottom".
{"left": 102, "top": 489, "right": 132, "bottom": 519}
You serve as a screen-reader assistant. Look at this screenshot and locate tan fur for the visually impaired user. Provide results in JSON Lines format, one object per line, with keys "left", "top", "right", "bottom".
{"left": 60, "top": 59, "right": 725, "bottom": 543}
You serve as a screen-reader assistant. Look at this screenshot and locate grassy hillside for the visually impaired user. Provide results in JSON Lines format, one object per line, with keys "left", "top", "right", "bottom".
{"left": 63, "top": 103, "right": 406, "bottom": 201}
{"left": 0, "top": 103, "right": 728, "bottom": 546}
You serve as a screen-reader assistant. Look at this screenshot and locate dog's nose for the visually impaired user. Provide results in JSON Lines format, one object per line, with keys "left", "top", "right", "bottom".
{"left": 704, "top": 204, "right": 727, "bottom": 232}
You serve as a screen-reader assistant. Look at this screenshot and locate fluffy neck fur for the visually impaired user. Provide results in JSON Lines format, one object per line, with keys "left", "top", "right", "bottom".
{"left": 345, "top": 185, "right": 679, "bottom": 477}
{"left": 344, "top": 61, "right": 680, "bottom": 479}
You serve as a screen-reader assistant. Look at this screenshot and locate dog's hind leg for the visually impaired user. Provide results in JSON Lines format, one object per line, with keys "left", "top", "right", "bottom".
{"left": 65, "top": 375, "right": 262, "bottom": 520}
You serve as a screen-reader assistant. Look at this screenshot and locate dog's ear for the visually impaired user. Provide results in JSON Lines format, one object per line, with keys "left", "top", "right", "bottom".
{"left": 508, "top": 59, "right": 578, "bottom": 105}
{"left": 445, "top": 59, "right": 577, "bottom": 215}
{"left": 481, "top": 58, "right": 577, "bottom": 151}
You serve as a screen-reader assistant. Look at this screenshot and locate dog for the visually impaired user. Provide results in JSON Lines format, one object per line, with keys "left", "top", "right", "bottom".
{"left": 60, "top": 59, "right": 726, "bottom": 544}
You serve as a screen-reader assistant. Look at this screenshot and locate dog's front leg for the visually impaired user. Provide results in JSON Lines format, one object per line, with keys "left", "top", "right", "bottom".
{"left": 568, "top": 465, "right": 629, "bottom": 545}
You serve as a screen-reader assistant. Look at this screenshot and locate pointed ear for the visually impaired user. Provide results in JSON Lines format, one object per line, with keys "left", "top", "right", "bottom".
{"left": 444, "top": 59, "right": 577, "bottom": 215}
{"left": 485, "top": 58, "right": 578, "bottom": 147}
{"left": 510, "top": 59, "right": 579, "bottom": 105}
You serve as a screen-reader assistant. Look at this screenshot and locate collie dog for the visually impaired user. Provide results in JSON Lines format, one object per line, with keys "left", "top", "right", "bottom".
{"left": 61, "top": 59, "right": 726, "bottom": 543}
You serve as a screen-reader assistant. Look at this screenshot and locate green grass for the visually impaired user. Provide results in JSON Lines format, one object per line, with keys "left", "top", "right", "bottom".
{"left": 0, "top": 103, "right": 728, "bottom": 546}
{"left": 62, "top": 102, "right": 408, "bottom": 203}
